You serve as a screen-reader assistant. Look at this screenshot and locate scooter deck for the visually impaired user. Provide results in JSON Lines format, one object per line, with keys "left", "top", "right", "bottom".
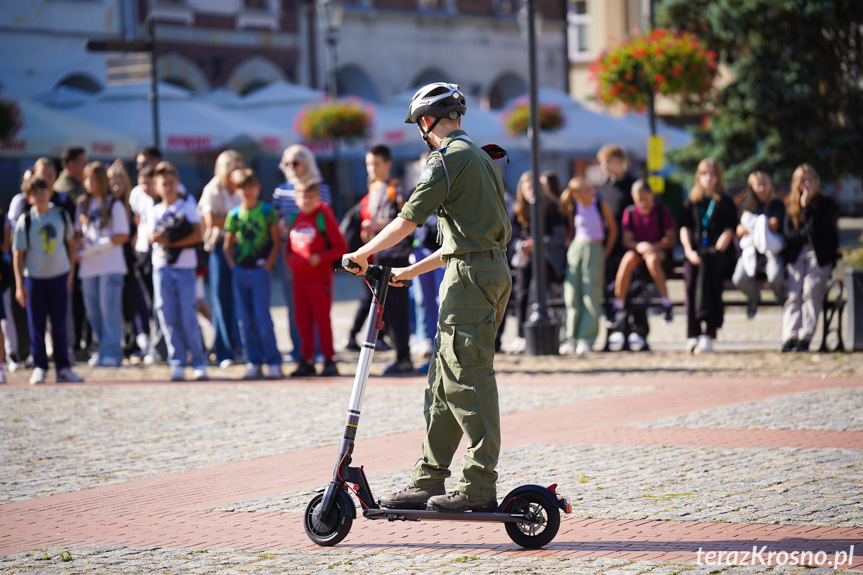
{"left": 364, "top": 508, "right": 530, "bottom": 523}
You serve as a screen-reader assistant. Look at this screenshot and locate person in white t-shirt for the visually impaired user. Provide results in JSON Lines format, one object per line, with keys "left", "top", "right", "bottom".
{"left": 75, "top": 162, "right": 130, "bottom": 368}
{"left": 148, "top": 162, "right": 208, "bottom": 382}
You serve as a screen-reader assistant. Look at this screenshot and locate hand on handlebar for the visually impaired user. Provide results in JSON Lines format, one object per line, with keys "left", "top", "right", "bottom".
{"left": 389, "top": 267, "right": 414, "bottom": 287}
{"left": 342, "top": 252, "right": 369, "bottom": 276}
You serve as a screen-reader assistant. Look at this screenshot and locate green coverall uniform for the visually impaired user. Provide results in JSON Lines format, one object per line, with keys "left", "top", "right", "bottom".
{"left": 398, "top": 130, "right": 512, "bottom": 498}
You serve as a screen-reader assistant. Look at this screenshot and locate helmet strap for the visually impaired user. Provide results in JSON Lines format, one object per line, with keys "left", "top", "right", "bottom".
{"left": 418, "top": 117, "right": 443, "bottom": 151}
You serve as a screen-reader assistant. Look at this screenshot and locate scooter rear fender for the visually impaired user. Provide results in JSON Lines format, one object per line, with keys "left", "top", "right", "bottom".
{"left": 498, "top": 484, "right": 571, "bottom": 514}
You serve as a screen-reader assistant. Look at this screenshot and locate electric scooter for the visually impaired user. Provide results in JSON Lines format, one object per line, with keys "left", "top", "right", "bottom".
{"left": 303, "top": 259, "right": 571, "bottom": 549}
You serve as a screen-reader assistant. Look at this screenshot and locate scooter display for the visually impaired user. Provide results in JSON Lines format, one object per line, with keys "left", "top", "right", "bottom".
{"left": 303, "top": 259, "right": 571, "bottom": 549}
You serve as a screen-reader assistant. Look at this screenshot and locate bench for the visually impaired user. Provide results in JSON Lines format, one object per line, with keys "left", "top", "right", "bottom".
{"left": 542, "top": 257, "right": 847, "bottom": 353}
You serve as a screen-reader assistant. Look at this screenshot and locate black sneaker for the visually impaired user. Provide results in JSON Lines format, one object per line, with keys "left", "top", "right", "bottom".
{"left": 383, "top": 360, "right": 415, "bottom": 376}
{"left": 290, "top": 360, "right": 317, "bottom": 377}
{"left": 795, "top": 339, "right": 811, "bottom": 353}
{"left": 343, "top": 337, "right": 361, "bottom": 352}
{"left": 319, "top": 359, "right": 339, "bottom": 377}
{"left": 746, "top": 300, "right": 758, "bottom": 319}
{"left": 780, "top": 338, "right": 798, "bottom": 353}
{"left": 662, "top": 303, "right": 674, "bottom": 323}
{"left": 375, "top": 338, "right": 392, "bottom": 352}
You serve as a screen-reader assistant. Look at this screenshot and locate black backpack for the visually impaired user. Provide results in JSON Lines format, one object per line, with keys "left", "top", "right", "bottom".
{"left": 338, "top": 202, "right": 364, "bottom": 254}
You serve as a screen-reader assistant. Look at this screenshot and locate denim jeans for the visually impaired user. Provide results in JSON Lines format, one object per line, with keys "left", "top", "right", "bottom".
{"left": 26, "top": 274, "right": 71, "bottom": 371}
{"left": 209, "top": 244, "right": 242, "bottom": 362}
{"left": 233, "top": 266, "right": 281, "bottom": 366}
{"left": 153, "top": 266, "right": 207, "bottom": 369}
{"left": 81, "top": 273, "right": 125, "bottom": 363}
{"left": 411, "top": 246, "right": 444, "bottom": 342}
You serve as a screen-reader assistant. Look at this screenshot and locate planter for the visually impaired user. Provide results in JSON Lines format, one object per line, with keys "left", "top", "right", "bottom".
{"left": 847, "top": 268, "right": 863, "bottom": 351}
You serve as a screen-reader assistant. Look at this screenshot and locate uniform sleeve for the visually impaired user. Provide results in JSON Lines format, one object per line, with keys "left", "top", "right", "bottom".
{"left": 398, "top": 152, "right": 449, "bottom": 227}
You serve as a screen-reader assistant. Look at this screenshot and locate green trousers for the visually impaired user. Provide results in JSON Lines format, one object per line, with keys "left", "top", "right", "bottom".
{"left": 410, "top": 250, "right": 511, "bottom": 497}
{"left": 563, "top": 240, "right": 605, "bottom": 346}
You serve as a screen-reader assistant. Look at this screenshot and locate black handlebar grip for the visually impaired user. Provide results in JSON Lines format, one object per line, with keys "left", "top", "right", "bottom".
{"left": 342, "top": 256, "right": 361, "bottom": 271}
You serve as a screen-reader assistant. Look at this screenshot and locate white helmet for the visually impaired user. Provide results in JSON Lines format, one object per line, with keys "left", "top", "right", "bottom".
{"left": 404, "top": 82, "right": 467, "bottom": 124}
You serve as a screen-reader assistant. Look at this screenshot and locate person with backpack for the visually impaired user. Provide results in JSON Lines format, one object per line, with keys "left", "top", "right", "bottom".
{"left": 223, "top": 168, "right": 282, "bottom": 380}
{"left": 608, "top": 179, "right": 676, "bottom": 331}
{"left": 13, "top": 176, "right": 84, "bottom": 384}
{"left": 558, "top": 177, "right": 618, "bottom": 356}
{"left": 285, "top": 177, "right": 347, "bottom": 377}
{"left": 75, "top": 162, "right": 130, "bottom": 368}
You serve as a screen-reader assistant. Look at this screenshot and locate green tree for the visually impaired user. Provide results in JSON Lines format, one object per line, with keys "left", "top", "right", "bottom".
{"left": 658, "top": 0, "right": 863, "bottom": 183}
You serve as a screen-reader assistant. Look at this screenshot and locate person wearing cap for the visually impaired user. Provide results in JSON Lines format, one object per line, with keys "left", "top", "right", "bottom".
{"left": 343, "top": 82, "right": 511, "bottom": 512}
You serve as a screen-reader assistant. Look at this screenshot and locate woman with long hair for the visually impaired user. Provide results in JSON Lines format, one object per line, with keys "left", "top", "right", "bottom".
{"left": 781, "top": 164, "right": 839, "bottom": 352}
{"left": 732, "top": 171, "right": 786, "bottom": 318}
{"left": 77, "top": 161, "right": 130, "bottom": 367}
{"left": 198, "top": 149, "right": 244, "bottom": 368}
{"left": 505, "top": 171, "right": 568, "bottom": 354}
{"left": 273, "top": 145, "right": 332, "bottom": 362}
{"left": 678, "top": 158, "right": 738, "bottom": 354}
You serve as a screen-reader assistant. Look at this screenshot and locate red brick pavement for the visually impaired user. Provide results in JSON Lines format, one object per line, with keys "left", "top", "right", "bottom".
{"left": 1, "top": 375, "right": 861, "bottom": 568}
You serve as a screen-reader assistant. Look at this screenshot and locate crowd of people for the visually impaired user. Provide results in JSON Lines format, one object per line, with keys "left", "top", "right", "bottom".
{"left": 0, "top": 138, "right": 841, "bottom": 384}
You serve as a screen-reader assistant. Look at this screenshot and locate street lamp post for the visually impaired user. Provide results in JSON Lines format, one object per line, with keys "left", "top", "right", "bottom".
{"left": 519, "top": 0, "right": 558, "bottom": 356}
{"left": 317, "top": 0, "right": 343, "bottom": 99}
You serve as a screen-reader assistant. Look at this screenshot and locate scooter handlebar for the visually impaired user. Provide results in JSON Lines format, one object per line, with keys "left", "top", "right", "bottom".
{"left": 340, "top": 257, "right": 411, "bottom": 286}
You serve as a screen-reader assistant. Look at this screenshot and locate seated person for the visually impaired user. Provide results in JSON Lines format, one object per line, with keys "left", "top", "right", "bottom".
{"left": 609, "top": 179, "right": 676, "bottom": 329}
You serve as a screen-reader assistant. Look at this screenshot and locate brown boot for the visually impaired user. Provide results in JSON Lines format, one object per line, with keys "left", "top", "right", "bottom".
{"left": 378, "top": 482, "right": 445, "bottom": 510}
{"left": 427, "top": 491, "right": 497, "bottom": 512}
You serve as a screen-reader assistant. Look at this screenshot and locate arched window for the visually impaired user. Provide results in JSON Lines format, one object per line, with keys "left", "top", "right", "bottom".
{"left": 157, "top": 53, "right": 210, "bottom": 93}
{"left": 55, "top": 73, "right": 103, "bottom": 94}
{"left": 336, "top": 64, "right": 380, "bottom": 103}
{"left": 228, "top": 56, "right": 287, "bottom": 95}
{"left": 410, "top": 68, "right": 449, "bottom": 88}
{"left": 487, "top": 72, "right": 528, "bottom": 109}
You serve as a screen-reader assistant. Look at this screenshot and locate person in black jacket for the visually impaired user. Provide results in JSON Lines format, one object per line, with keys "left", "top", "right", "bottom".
{"left": 781, "top": 164, "right": 839, "bottom": 353}
{"left": 678, "top": 158, "right": 738, "bottom": 354}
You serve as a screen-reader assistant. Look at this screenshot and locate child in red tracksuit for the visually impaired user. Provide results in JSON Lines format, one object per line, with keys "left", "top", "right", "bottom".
{"left": 287, "top": 177, "right": 347, "bottom": 377}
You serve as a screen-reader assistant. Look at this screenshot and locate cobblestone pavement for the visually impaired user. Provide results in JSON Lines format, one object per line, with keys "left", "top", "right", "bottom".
{"left": 635, "top": 387, "right": 863, "bottom": 431}
{"left": 3, "top": 546, "right": 859, "bottom": 575}
{"left": 211, "top": 443, "right": 862, "bottom": 528}
{"left": 0, "top": 383, "right": 647, "bottom": 504}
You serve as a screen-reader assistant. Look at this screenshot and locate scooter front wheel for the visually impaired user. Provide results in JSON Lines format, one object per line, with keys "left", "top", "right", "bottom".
{"left": 504, "top": 491, "right": 560, "bottom": 549}
{"left": 303, "top": 492, "right": 353, "bottom": 546}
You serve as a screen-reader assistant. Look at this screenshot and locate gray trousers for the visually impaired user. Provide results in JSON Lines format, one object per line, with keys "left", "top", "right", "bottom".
{"left": 782, "top": 248, "right": 832, "bottom": 342}
{"left": 732, "top": 250, "right": 786, "bottom": 304}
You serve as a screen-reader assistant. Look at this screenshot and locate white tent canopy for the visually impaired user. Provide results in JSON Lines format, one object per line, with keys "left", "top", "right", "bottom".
{"left": 0, "top": 97, "right": 137, "bottom": 159}
{"left": 240, "top": 80, "right": 325, "bottom": 107}
{"left": 65, "top": 83, "right": 290, "bottom": 155}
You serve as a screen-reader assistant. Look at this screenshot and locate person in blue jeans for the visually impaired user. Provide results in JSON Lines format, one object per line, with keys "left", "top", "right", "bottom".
{"left": 76, "top": 162, "right": 130, "bottom": 368}
{"left": 148, "top": 162, "right": 209, "bottom": 382}
{"left": 223, "top": 168, "right": 282, "bottom": 380}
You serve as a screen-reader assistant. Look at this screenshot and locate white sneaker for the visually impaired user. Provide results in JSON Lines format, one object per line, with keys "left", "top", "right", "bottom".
{"left": 559, "top": 341, "right": 577, "bottom": 355}
{"left": 685, "top": 337, "right": 699, "bottom": 354}
{"left": 143, "top": 354, "right": 155, "bottom": 366}
{"left": 87, "top": 353, "right": 100, "bottom": 366}
{"left": 607, "top": 331, "right": 626, "bottom": 352}
{"left": 695, "top": 335, "right": 714, "bottom": 354}
{"left": 410, "top": 339, "right": 434, "bottom": 358}
{"left": 506, "top": 337, "right": 527, "bottom": 354}
{"left": 135, "top": 333, "right": 150, "bottom": 354}
{"left": 575, "top": 341, "right": 592, "bottom": 356}
{"left": 170, "top": 367, "right": 185, "bottom": 382}
{"left": 192, "top": 368, "right": 209, "bottom": 382}
{"left": 57, "top": 368, "right": 84, "bottom": 383}
{"left": 219, "top": 358, "right": 234, "bottom": 369}
{"left": 627, "top": 333, "right": 645, "bottom": 352}
{"left": 29, "top": 367, "right": 46, "bottom": 385}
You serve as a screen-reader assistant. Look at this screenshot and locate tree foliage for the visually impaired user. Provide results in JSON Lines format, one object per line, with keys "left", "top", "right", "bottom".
{"left": 658, "top": 0, "right": 863, "bottom": 183}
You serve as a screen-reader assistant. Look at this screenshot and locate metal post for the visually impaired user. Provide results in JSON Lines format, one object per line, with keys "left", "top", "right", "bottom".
{"left": 522, "top": 0, "right": 558, "bottom": 356}
{"left": 148, "top": 18, "right": 159, "bottom": 148}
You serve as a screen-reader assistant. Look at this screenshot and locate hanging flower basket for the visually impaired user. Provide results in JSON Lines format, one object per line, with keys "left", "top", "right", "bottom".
{"left": 590, "top": 28, "right": 717, "bottom": 112}
{"left": 294, "top": 98, "right": 373, "bottom": 142}
{"left": 0, "top": 94, "right": 22, "bottom": 143}
{"left": 502, "top": 99, "right": 565, "bottom": 136}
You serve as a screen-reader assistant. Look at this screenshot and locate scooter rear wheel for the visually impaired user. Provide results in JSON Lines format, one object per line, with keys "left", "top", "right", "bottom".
{"left": 504, "top": 492, "right": 560, "bottom": 548}
{"left": 303, "top": 492, "right": 353, "bottom": 546}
